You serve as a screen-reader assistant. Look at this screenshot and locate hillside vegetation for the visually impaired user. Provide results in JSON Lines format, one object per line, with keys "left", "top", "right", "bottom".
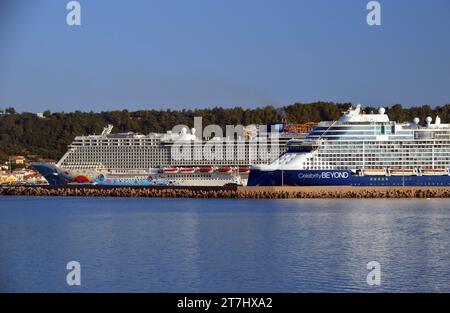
{"left": 0, "top": 102, "right": 448, "bottom": 162}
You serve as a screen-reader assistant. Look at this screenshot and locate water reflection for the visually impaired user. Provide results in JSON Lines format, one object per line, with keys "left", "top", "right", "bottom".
{"left": 0, "top": 197, "right": 449, "bottom": 292}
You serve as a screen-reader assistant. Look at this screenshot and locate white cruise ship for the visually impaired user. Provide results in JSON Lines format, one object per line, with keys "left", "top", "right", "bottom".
{"left": 248, "top": 105, "right": 450, "bottom": 186}
{"left": 33, "top": 123, "right": 307, "bottom": 186}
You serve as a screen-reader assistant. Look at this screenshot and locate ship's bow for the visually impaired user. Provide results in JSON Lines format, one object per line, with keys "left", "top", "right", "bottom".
{"left": 31, "top": 163, "right": 74, "bottom": 185}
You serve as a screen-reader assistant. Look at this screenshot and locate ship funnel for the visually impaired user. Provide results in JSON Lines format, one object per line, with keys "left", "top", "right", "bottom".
{"left": 435, "top": 116, "right": 441, "bottom": 126}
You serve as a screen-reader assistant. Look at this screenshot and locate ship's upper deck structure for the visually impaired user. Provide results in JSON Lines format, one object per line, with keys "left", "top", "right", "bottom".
{"left": 260, "top": 104, "right": 450, "bottom": 171}
{"left": 58, "top": 124, "right": 303, "bottom": 170}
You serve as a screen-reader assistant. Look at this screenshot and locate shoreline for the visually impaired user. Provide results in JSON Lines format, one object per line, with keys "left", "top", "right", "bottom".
{"left": 1, "top": 185, "right": 450, "bottom": 198}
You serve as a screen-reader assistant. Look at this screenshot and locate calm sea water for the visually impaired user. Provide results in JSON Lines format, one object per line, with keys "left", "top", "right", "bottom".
{"left": 0, "top": 196, "right": 449, "bottom": 292}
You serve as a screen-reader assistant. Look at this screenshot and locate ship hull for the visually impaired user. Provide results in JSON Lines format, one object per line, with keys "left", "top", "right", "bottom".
{"left": 31, "top": 163, "right": 74, "bottom": 185}
{"left": 247, "top": 169, "right": 450, "bottom": 186}
{"left": 32, "top": 163, "right": 247, "bottom": 187}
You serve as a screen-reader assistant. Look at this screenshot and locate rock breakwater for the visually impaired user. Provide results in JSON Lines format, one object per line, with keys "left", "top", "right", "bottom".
{"left": 1, "top": 185, "right": 450, "bottom": 198}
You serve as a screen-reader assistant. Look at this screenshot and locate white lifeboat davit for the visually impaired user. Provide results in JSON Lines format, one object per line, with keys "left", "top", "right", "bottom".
{"left": 361, "top": 168, "right": 387, "bottom": 176}
{"left": 389, "top": 168, "right": 418, "bottom": 176}
{"left": 421, "top": 168, "right": 449, "bottom": 176}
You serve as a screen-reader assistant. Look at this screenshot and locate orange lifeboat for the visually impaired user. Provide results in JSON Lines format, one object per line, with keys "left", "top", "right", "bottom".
{"left": 217, "top": 167, "right": 232, "bottom": 173}
{"left": 179, "top": 167, "right": 195, "bottom": 173}
{"left": 198, "top": 167, "right": 213, "bottom": 173}
{"left": 238, "top": 167, "right": 250, "bottom": 174}
{"left": 162, "top": 167, "right": 178, "bottom": 173}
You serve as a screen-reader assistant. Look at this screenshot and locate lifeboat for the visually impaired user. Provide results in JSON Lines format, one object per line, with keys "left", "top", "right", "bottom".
{"left": 238, "top": 167, "right": 250, "bottom": 174}
{"left": 179, "top": 167, "right": 195, "bottom": 173}
{"left": 162, "top": 167, "right": 178, "bottom": 173}
{"left": 421, "top": 168, "right": 449, "bottom": 176}
{"left": 389, "top": 168, "right": 418, "bottom": 176}
{"left": 198, "top": 166, "right": 213, "bottom": 173}
{"left": 361, "top": 168, "right": 387, "bottom": 176}
{"left": 217, "top": 167, "right": 232, "bottom": 173}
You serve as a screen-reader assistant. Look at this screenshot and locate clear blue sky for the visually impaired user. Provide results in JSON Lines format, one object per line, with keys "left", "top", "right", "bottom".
{"left": 0, "top": 0, "right": 449, "bottom": 112}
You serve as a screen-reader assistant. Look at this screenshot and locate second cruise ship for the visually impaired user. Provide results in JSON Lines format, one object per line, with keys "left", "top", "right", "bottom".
{"left": 248, "top": 105, "right": 450, "bottom": 186}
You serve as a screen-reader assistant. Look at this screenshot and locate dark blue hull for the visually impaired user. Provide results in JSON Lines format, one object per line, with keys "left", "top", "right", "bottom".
{"left": 32, "top": 163, "right": 74, "bottom": 185}
{"left": 247, "top": 169, "right": 450, "bottom": 186}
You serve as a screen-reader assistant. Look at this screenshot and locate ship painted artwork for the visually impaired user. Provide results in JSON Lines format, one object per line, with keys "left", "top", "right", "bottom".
{"left": 248, "top": 105, "right": 450, "bottom": 186}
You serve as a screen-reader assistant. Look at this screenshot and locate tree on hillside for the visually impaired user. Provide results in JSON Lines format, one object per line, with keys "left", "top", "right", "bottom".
{"left": 5, "top": 107, "right": 16, "bottom": 114}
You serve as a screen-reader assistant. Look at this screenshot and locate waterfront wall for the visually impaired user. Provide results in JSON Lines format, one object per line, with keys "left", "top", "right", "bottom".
{"left": 1, "top": 185, "right": 450, "bottom": 198}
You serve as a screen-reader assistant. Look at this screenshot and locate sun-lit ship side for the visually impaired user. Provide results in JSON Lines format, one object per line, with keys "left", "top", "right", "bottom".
{"left": 248, "top": 105, "right": 450, "bottom": 186}
{"left": 33, "top": 123, "right": 308, "bottom": 186}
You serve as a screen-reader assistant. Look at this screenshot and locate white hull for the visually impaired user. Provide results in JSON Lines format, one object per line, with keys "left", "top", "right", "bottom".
{"left": 64, "top": 168, "right": 247, "bottom": 186}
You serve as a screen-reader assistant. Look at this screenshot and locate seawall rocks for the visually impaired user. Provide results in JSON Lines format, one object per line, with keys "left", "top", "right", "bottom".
{"left": 1, "top": 185, "right": 450, "bottom": 198}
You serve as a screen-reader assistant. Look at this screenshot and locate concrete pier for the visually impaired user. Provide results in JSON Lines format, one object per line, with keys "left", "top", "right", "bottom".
{"left": 1, "top": 185, "right": 450, "bottom": 198}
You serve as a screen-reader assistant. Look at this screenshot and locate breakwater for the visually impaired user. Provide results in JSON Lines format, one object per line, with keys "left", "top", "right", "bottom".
{"left": 2, "top": 185, "right": 450, "bottom": 198}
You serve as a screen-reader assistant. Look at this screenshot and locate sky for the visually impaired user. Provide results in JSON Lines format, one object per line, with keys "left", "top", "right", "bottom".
{"left": 0, "top": 0, "right": 449, "bottom": 112}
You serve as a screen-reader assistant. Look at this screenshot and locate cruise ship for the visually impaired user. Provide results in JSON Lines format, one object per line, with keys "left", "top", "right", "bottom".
{"left": 248, "top": 105, "right": 450, "bottom": 186}
{"left": 33, "top": 123, "right": 309, "bottom": 186}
